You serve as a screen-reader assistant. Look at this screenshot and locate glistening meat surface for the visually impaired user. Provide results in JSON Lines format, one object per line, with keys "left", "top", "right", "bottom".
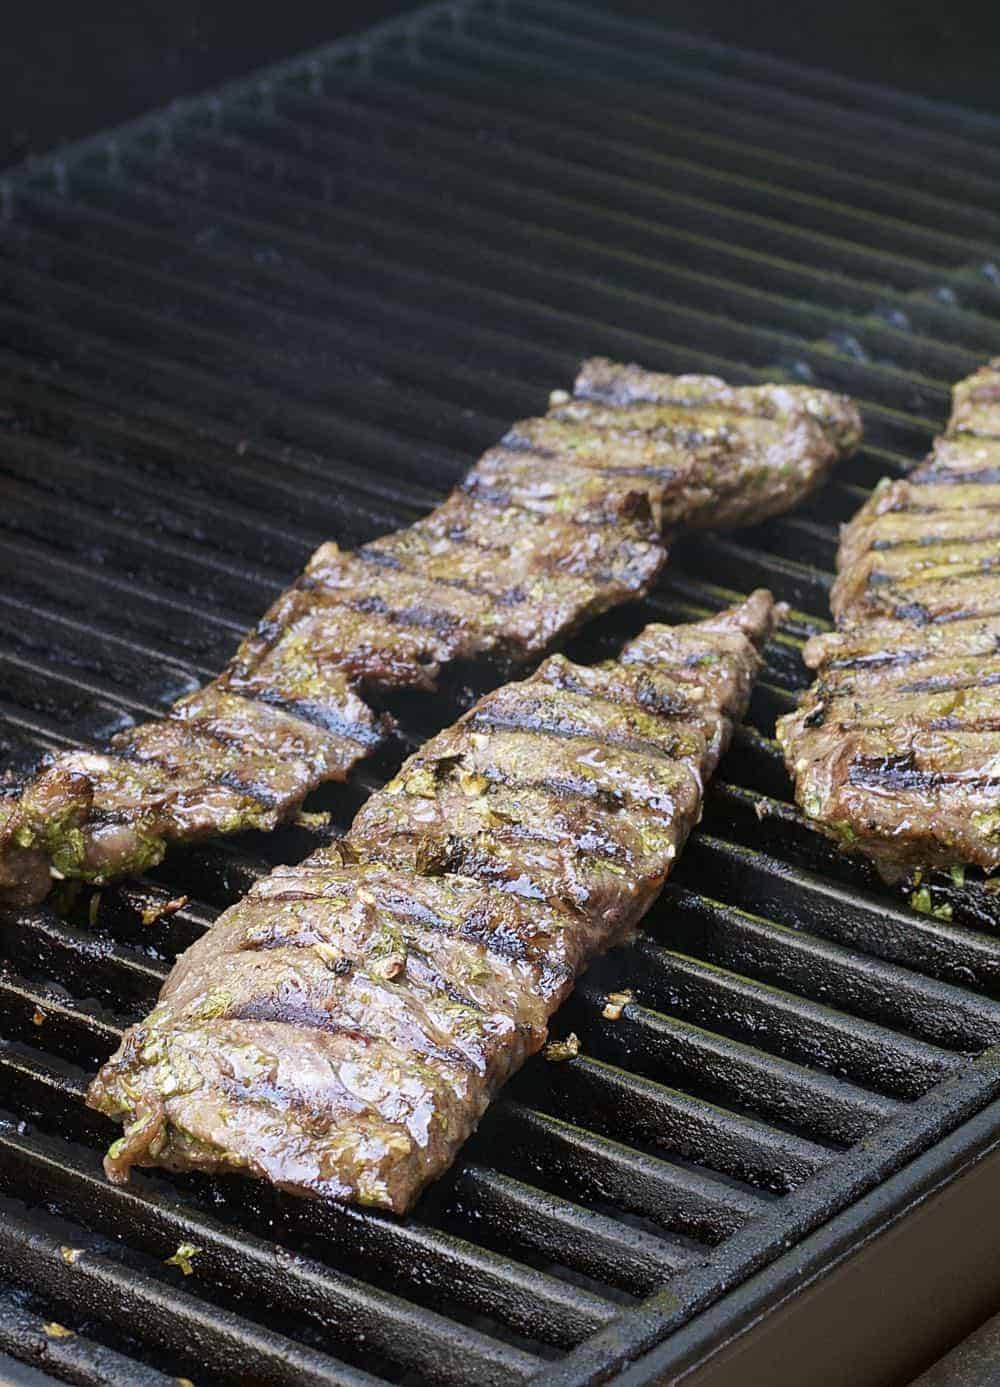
{"left": 0, "top": 358, "right": 856, "bottom": 904}
{"left": 778, "top": 358, "right": 1000, "bottom": 877}
{"left": 88, "top": 591, "right": 777, "bottom": 1213}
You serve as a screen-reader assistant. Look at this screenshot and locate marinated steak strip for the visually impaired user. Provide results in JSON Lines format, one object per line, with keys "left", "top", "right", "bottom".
{"left": 529, "top": 356, "right": 859, "bottom": 532}
{"left": 88, "top": 592, "right": 778, "bottom": 1212}
{"left": 572, "top": 357, "right": 863, "bottom": 455}
{"left": 779, "top": 361, "right": 1000, "bottom": 877}
{"left": 949, "top": 357, "right": 1000, "bottom": 439}
{"left": 2, "top": 360, "right": 856, "bottom": 905}
{"left": 914, "top": 436, "right": 1000, "bottom": 485}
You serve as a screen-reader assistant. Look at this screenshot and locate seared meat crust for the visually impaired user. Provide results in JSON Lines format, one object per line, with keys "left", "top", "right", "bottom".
{"left": 779, "top": 360, "right": 1000, "bottom": 876}
{"left": 554, "top": 358, "right": 859, "bottom": 530}
{"left": 1, "top": 358, "right": 855, "bottom": 904}
{"left": 88, "top": 592, "right": 777, "bottom": 1212}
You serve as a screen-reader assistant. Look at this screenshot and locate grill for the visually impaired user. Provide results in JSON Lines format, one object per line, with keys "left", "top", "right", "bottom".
{"left": 1, "top": 2, "right": 1000, "bottom": 1383}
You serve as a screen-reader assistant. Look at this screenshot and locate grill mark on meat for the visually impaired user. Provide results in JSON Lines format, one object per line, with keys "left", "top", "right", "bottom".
{"left": 823, "top": 651, "right": 921, "bottom": 671}
{"left": 923, "top": 602, "right": 1000, "bottom": 624}
{"left": 237, "top": 691, "right": 387, "bottom": 746}
{"left": 125, "top": 721, "right": 305, "bottom": 808}
{"left": 380, "top": 829, "right": 619, "bottom": 907}
{"left": 111, "top": 743, "right": 281, "bottom": 815}
{"left": 235, "top": 883, "right": 574, "bottom": 988}
{"left": 471, "top": 455, "right": 682, "bottom": 489}
{"left": 211, "top": 1074, "right": 338, "bottom": 1132}
{"left": 454, "top": 907, "right": 575, "bottom": 983}
{"left": 816, "top": 670, "right": 1000, "bottom": 709}
{"left": 536, "top": 661, "right": 692, "bottom": 718}
{"left": 1, "top": 370, "right": 847, "bottom": 907}
{"left": 913, "top": 467, "right": 1000, "bottom": 486}
{"left": 465, "top": 704, "right": 689, "bottom": 763}
{"left": 779, "top": 359, "right": 1000, "bottom": 876}
{"left": 369, "top": 528, "right": 660, "bottom": 591}
{"left": 852, "top": 564, "right": 1000, "bottom": 605}
{"left": 227, "top": 995, "right": 480, "bottom": 1074}
{"left": 572, "top": 357, "right": 863, "bottom": 454}
{"left": 847, "top": 757, "right": 1000, "bottom": 792}
{"left": 467, "top": 484, "right": 659, "bottom": 531}
{"left": 900, "top": 670, "right": 1000, "bottom": 695}
{"left": 503, "top": 421, "right": 720, "bottom": 462}
{"left": 821, "top": 635, "right": 998, "bottom": 674}
{"left": 811, "top": 710, "right": 1000, "bottom": 736}
{"left": 431, "top": 738, "right": 700, "bottom": 819}
{"left": 239, "top": 930, "right": 353, "bottom": 968}
{"left": 887, "top": 556, "right": 1000, "bottom": 583}
{"left": 236, "top": 928, "right": 471, "bottom": 994}
{"left": 871, "top": 529, "right": 1000, "bottom": 551}
{"left": 228, "top": 995, "right": 360, "bottom": 1038}
{"left": 879, "top": 598, "right": 1000, "bottom": 627}
{"left": 357, "top": 545, "right": 541, "bottom": 607}
{"left": 300, "top": 584, "right": 470, "bottom": 646}
{"left": 462, "top": 453, "right": 660, "bottom": 530}
{"left": 386, "top": 948, "right": 517, "bottom": 1029}
{"left": 809, "top": 627, "right": 1000, "bottom": 678}
{"left": 879, "top": 481, "right": 1000, "bottom": 511}
{"left": 368, "top": 792, "right": 637, "bottom": 866}
{"left": 884, "top": 500, "right": 1000, "bottom": 518}
{"left": 88, "top": 594, "right": 777, "bottom": 1210}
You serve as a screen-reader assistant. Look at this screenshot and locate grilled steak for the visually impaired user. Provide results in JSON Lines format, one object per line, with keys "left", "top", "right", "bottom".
{"left": 88, "top": 591, "right": 778, "bottom": 1212}
{"left": 778, "top": 359, "right": 1000, "bottom": 877}
{"left": 554, "top": 358, "right": 860, "bottom": 531}
{"left": 0, "top": 360, "right": 856, "bottom": 905}
{"left": 949, "top": 357, "right": 1000, "bottom": 439}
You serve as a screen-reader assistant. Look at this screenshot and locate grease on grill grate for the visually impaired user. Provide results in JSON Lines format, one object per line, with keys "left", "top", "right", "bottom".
{"left": 1, "top": 2, "right": 1000, "bottom": 1383}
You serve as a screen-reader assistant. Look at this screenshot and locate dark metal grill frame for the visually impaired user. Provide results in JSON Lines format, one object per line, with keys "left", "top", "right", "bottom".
{"left": 1, "top": 2, "right": 1000, "bottom": 1383}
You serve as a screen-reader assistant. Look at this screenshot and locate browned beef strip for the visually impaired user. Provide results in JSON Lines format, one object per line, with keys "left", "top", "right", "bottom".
{"left": 913, "top": 435, "right": 1000, "bottom": 484}
{"left": 525, "top": 354, "right": 859, "bottom": 532}
{"left": 87, "top": 591, "right": 777, "bottom": 1213}
{"left": 948, "top": 357, "right": 1000, "bottom": 439}
{"left": 778, "top": 363, "right": 1000, "bottom": 878}
{"left": 571, "top": 357, "right": 863, "bottom": 456}
{"left": 1, "top": 357, "right": 855, "bottom": 906}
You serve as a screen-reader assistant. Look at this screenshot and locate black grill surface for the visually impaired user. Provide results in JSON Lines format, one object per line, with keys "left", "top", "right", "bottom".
{"left": 1, "top": 3, "right": 999, "bottom": 1383}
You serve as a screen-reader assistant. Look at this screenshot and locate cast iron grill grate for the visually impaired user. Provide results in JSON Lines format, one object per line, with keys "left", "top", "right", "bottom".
{"left": 0, "top": 2, "right": 999, "bottom": 1382}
